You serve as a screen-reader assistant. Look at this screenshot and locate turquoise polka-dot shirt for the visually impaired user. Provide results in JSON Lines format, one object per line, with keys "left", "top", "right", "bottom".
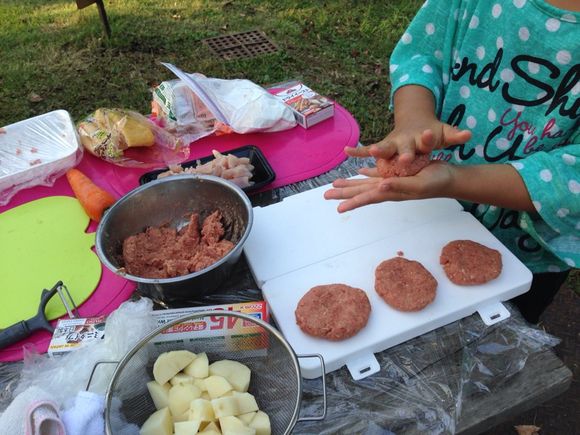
{"left": 389, "top": 0, "right": 579, "bottom": 274}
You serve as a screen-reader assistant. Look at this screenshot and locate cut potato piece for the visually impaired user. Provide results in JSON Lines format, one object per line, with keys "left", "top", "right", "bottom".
{"left": 184, "top": 352, "right": 209, "bottom": 378}
{"left": 174, "top": 420, "right": 202, "bottom": 435}
{"left": 193, "top": 378, "right": 207, "bottom": 392}
{"left": 219, "top": 416, "right": 256, "bottom": 435}
{"left": 189, "top": 398, "right": 216, "bottom": 422}
{"left": 171, "top": 373, "right": 195, "bottom": 386}
{"left": 173, "top": 411, "right": 189, "bottom": 423}
{"left": 201, "top": 421, "right": 222, "bottom": 434}
{"left": 233, "top": 392, "right": 259, "bottom": 415}
{"left": 168, "top": 384, "right": 202, "bottom": 417}
{"left": 205, "top": 376, "right": 233, "bottom": 399}
{"left": 146, "top": 381, "right": 170, "bottom": 410}
{"left": 139, "top": 407, "right": 172, "bottom": 435}
{"left": 249, "top": 411, "right": 271, "bottom": 435}
{"left": 153, "top": 351, "right": 196, "bottom": 385}
{"left": 209, "top": 360, "right": 251, "bottom": 393}
{"left": 211, "top": 396, "right": 240, "bottom": 418}
{"left": 238, "top": 412, "right": 257, "bottom": 425}
{"left": 201, "top": 391, "right": 211, "bottom": 400}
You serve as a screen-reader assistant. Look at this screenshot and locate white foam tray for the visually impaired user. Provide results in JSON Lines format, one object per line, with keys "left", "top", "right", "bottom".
{"left": 0, "top": 110, "right": 80, "bottom": 193}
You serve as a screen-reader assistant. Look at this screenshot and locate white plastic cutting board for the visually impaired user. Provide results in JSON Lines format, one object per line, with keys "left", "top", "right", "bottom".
{"left": 244, "top": 179, "right": 533, "bottom": 379}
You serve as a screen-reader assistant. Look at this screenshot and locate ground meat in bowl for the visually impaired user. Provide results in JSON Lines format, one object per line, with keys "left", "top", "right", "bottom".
{"left": 122, "top": 210, "right": 234, "bottom": 279}
{"left": 295, "top": 284, "right": 371, "bottom": 341}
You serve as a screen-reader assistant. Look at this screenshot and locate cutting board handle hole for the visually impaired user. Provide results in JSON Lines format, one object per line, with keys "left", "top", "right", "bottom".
{"left": 359, "top": 366, "right": 371, "bottom": 374}
{"left": 478, "top": 302, "right": 511, "bottom": 326}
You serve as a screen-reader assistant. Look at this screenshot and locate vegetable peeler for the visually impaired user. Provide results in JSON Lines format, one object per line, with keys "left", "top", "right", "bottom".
{"left": 0, "top": 281, "right": 78, "bottom": 350}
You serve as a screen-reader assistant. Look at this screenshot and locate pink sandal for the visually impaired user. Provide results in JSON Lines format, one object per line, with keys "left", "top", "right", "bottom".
{"left": 25, "top": 400, "right": 65, "bottom": 435}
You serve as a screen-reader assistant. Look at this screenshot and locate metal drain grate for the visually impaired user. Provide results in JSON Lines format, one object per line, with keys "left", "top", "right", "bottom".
{"left": 202, "top": 30, "right": 279, "bottom": 60}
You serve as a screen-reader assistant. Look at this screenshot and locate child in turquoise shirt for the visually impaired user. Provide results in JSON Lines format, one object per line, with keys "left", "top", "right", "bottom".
{"left": 325, "top": 0, "right": 579, "bottom": 323}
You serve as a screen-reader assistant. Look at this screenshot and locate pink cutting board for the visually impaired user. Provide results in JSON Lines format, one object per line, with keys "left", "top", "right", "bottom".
{"left": 0, "top": 156, "right": 136, "bottom": 362}
{"left": 104, "top": 102, "right": 359, "bottom": 196}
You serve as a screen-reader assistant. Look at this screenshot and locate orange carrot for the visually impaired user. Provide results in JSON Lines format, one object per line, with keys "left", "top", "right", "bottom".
{"left": 66, "top": 168, "right": 116, "bottom": 222}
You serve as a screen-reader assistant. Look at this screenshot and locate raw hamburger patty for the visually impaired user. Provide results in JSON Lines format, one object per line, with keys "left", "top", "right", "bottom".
{"left": 376, "top": 153, "right": 431, "bottom": 177}
{"left": 295, "top": 284, "right": 371, "bottom": 341}
{"left": 440, "top": 240, "right": 502, "bottom": 285}
{"left": 375, "top": 257, "right": 437, "bottom": 311}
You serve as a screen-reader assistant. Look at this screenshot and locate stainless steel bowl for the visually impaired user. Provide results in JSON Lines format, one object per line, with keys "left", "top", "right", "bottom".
{"left": 95, "top": 175, "right": 253, "bottom": 304}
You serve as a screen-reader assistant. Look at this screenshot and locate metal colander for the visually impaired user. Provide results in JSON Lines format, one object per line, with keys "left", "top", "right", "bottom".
{"left": 104, "top": 311, "right": 325, "bottom": 434}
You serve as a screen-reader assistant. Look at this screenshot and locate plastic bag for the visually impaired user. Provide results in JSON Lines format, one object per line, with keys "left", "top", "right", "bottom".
{"left": 0, "top": 110, "right": 83, "bottom": 206}
{"left": 151, "top": 79, "right": 220, "bottom": 145}
{"left": 159, "top": 62, "right": 296, "bottom": 140}
{"left": 2, "top": 298, "right": 157, "bottom": 409}
{"left": 78, "top": 108, "right": 189, "bottom": 168}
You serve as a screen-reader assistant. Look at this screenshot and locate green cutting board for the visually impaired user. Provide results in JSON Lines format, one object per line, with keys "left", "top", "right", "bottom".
{"left": 0, "top": 196, "right": 102, "bottom": 328}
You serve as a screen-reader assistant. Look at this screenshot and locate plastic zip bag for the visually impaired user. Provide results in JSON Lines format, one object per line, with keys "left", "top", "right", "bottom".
{"left": 151, "top": 79, "right": 219, "bottom": 145}
{"left": 160, "top": 63, "right": 297, "bottom": 139}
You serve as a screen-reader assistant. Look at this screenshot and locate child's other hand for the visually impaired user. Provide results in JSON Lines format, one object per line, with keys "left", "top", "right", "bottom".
{"left": 344, "top": 119, "right": 471, "bottom": 165}
{"left": 324, "top": 161, "right": 455, "bottom": 213}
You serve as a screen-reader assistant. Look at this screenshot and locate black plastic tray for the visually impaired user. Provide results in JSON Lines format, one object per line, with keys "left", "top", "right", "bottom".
{"left": 139, "top": 145, "right": 276, "bottom": 194}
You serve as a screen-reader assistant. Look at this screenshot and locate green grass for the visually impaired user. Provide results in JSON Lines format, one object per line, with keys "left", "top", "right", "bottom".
{"left": 0, "top": 0, "right": 423, "bottom": 143}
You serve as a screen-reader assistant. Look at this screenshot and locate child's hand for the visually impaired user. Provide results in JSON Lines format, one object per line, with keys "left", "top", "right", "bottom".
{"left": 344, "top": 119, "right": 472, "bottom": 165}
{"left": 324, "top": 161, "right": 456, "bottom": 213}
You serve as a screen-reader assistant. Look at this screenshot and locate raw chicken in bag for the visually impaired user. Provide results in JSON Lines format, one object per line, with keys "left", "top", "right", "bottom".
{"left": 161, "top": 63, "right": 296, "bottom": 136}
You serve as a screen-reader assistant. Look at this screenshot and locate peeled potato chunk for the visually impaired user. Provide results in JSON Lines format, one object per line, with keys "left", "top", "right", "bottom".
{"left": 219, "top": 416, "right": 256, "bottom": 435}
{"left": 189, "top": 398, "right": 216, "bottom": 422}
{"left": 211, "top": 396, "right": 240, "bottom": 418}
{"left": 171, "top": 373, "right": 195, "bottom": 386}
{"left": 168, "top": 384, "right": 202, "bottom": 417}
{"left": 174, "top": 412, "right": 189, "bottom": 422}
{"left": 184, "top": 352, "right": 209, "bottom": 378}
{"left": 153, "top": 351, "right": 196, "bottom": 385}
{"left": 193, "top": 378, "right": 208, "bottom": 392}
{"left": 249, "top": 411, "right": 271, "bottom": 435}
{"left": 205, "top": 375, "right": 234, "bottom": 399}
{"left": 174, "top": 420, "right": 202, "bottom": 435}
{"left": 201, "top": 421, "right": 222, "bottom": 434}
{"left": 238, "top": 412, "right": 257, "bottom": 425}
{"left": 139, "top": 407, "right": 172, "bottom": 435}
{"left": 209, "top": 360, "right": 251, "bottom": 392}
{"left": 233, "top": 392, "right": 259, "bottom": 415}
{"left": 146, "top": 381, "right": 170, "bottom": 410}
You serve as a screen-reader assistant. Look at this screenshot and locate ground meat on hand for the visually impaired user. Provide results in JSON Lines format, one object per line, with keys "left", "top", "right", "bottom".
{"left": 122, "top": 210, "right": 234, "bottom": 278}
{"left": 376, "top": 154, "right": 431, "bottom": 177}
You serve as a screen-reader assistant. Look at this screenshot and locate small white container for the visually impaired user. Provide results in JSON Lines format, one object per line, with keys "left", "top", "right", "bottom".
{"left": 0, "top": 110, "right": 81, "bottom": 203}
